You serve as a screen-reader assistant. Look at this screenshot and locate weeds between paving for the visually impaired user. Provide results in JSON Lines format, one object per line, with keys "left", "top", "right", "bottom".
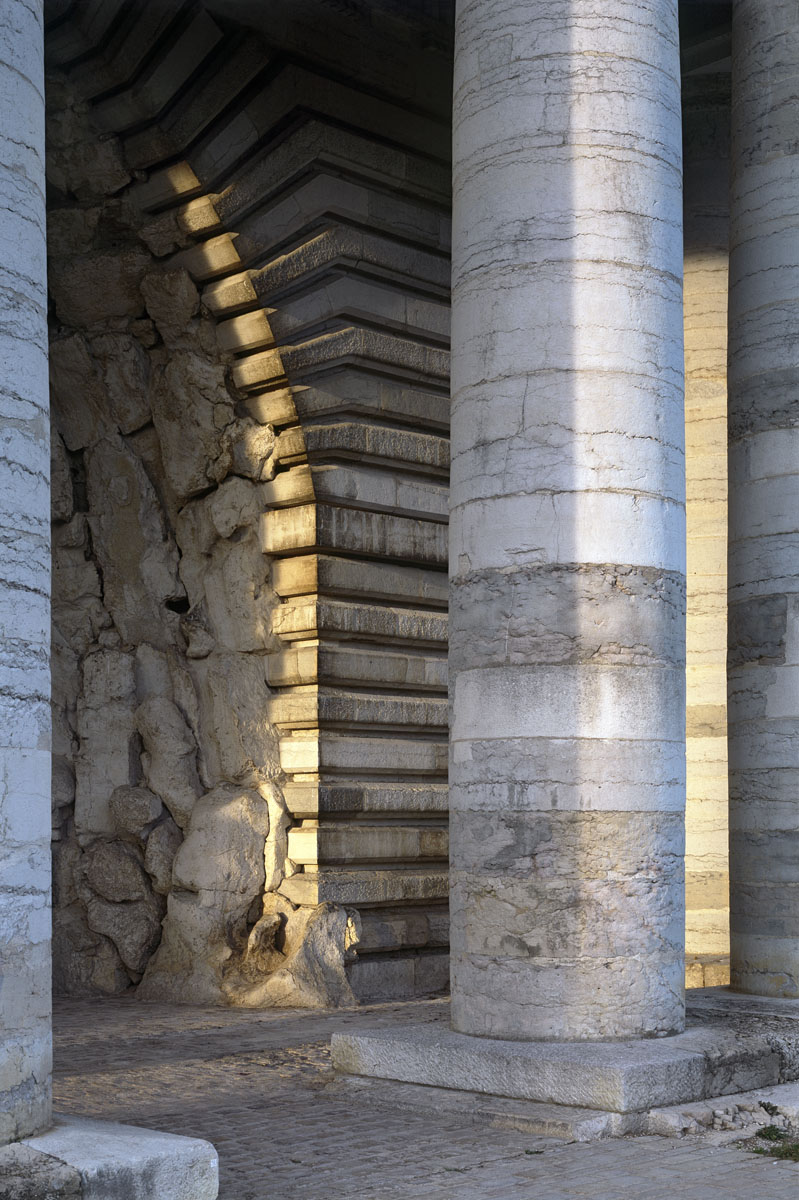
{"left": 737, "top": 1122, "right": 799, "bottom": 1163}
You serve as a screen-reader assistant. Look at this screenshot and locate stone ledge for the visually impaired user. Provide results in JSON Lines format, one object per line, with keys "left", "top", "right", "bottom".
{"left": 335, "top": 1065, "right": 799, "bottom": 1144}
{"left": 2, "top": 1115, "right": 218, "bottom": 1200}
{"left": 331, "top": 1021, "right": 781, "bottom": 1114}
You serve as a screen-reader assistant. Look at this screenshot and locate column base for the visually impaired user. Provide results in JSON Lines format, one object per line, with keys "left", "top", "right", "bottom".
{"left": 332, "top": 1015, "right": 782, "bottom": 1114}
{"left": 0, "top": 1114, "right": 218, "bottom": 1199}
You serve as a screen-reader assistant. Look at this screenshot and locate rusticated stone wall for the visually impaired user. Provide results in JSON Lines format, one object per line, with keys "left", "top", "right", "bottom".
{"left": 45, "top": 0, "right": 452, "bottom": 1004}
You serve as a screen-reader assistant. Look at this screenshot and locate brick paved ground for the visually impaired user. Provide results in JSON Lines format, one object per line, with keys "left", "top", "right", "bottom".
{"left": 53, "top": 997, "right": 799, "bottom": 1200}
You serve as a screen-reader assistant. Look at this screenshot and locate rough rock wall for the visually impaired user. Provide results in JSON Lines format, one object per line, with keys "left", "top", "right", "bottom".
{"left": 683, "top": 75, "right": 731, "bottom": 988}
{"left": 45, "top": 0, "right": 452, "bottom": 1003}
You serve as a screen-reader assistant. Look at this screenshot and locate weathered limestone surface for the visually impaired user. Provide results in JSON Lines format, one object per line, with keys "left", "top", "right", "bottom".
{"left": 45, "top": 0, "right": 453, "bottom": 1004}
{"left": 0, "top": 0, "right": 52, "bottom": 1145}
{"left": 449, "top": 0, "right": 685, "bottom": 1039}
{"left": 727, "top": 0, "right": 799, "bottom": 997}
{"left": 331, "top": 1017, "right": 782, "bottom": 1114}
{"left": 17, "top": 1115, "right": 218, "bottom": 1200}
{"left": 683, "top": 76, "right": 731, "bottom": 989}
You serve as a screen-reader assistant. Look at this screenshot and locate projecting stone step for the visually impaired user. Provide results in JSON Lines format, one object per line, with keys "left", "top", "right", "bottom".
{"left": 263, "top": 463, "right": 449, "bottom": 522}
{"left": 267, "top": 642, "right": 447, "bottom": 690}
{"left": 280, "top": 866, "right": 448, "bottom": 906}
{"left": 287, "top": 823, "right": 447, "bottom": 866}
{"left": 232, "top": 326, "right": 449, "bottom": 392}
{"left": 358, "top": 904, "right": 450, "bottom": 952}
{"left": 122, "top": 40, "right": 269, "bottom": 169}
{"left": 272, "top": 597, "right": 447, "bottom": 645}
{"left": 228, "top": 175, "right": 451, "bottom": 263}
{"left": 269, "top": 686, "right": 447, "bottom": 731}
{"left": 348, "top": 948, "right": 449, "bottom": 1001}
{"left": 271, "top": 554, "right": 447, "bottom": 606}
{"left": 246, "top": 368, "right": 449, "bottom": 431}
{"left": 336, "top": 1064, "right": 799, "bottom": 1143}
{"left": 275, "top": 422, "right": 449, "bottom": 471}
{"left": 282, "top": 780, "right": 448, "bottom": 818}
{"left": 208, "top": 120, "right": 451, "bottom": 227}
{"left": 261, "top": 503, "right": 447, "bottom": 566}
{"left": 91, "top": 11, "right": 224, "bottom": 133}
{"left": 278, "top": 732, "right": 447, "bottom": 775}
{"left": 335, "top": 1073, "right": 632, "bottom": 1141}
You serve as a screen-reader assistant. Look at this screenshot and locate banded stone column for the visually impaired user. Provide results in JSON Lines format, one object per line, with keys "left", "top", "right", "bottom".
{"left": 449, "top": 0, "right": 685, "bottom": 1039}
{"left": 728, "top": 0, "right": 799, "bottom": 997}
{"left": 0, "top": 0, "right": 51, "bottom": 1143}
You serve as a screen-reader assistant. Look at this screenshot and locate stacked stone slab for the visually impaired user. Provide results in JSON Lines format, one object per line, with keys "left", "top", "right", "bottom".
{"left": 44, "top": 0, "right": 453, "bottom": 1000}
{"left": 728, "top": 0, "right": 799, "bottom": 998}
{"left": 202, "top": 83, "right": 453, "bottom": 1000}
{"left": 682, "top": 74, "right": 731, "bottom": 988}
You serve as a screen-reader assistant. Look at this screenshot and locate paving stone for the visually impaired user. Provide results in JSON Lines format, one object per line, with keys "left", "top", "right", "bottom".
{"left": 52, "top": 997, "right": 799, "bottom": 1200}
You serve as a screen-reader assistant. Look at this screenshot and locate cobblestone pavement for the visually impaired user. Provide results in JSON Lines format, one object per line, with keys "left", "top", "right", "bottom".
{"left": 53, "top": 997, "right": 799, "bottom": 1199}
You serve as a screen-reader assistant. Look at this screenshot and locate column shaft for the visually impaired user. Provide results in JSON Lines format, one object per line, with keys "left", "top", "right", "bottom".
{"left": 728, "top": 0, "right": 799, "bottom": 997}
{"left": 0, "top": 0, "right": 51, "bottom": 1143}
{"left": 449, "top": 0, "right": 685, "bottom": 1040}
{"left": 683, "top": 77, "right": 731, "bottom": 986}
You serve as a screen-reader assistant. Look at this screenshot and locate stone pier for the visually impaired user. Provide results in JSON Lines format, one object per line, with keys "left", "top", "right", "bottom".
{"left": 0, "top": 0, "right": 52, "bottom": 1146}
{"left": 335, "top": 0, "right": 689, "bottom": 1109}
{"left": 683, "top": 73, "right": 731, "bottom": 988}
{"left": 447, "top": 0, "right": 685, "bottom": 1042}
{"left": 331, "top": 0, "right": 789, "bottom": 1114}
{"left": 727, "top": 0, "right": 799, "bottom": 998}
{"left": 0, "top": 2, "right": 217, "bottom": 1192}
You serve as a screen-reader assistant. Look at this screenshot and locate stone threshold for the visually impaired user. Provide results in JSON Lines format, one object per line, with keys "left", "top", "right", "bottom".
{"left": 332, "top": 990, "right": 799, "bottom": 1118}
{"left": 0, "top": 1114, "right": 218, "bottom": 1200}
{"left": 335, "top": 1073, "right": 799, "bottom": 1144}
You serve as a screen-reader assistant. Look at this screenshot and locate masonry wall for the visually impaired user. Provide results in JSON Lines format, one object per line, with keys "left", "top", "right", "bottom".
{"left": 683, "top": 75, "right": 731, "bottom": 987}
{"left": 46, "top": 0, "right": 452, "bottom": 1004}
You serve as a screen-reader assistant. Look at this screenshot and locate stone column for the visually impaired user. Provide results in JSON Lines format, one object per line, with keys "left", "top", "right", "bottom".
{"left": 449, "top": 0, "right": 686, "bottom": 1039}
{"left": 0, "top": 0, "right": 52, "bottom": 1144}
{"left": 683, "top": 76, "right": 731, "bottom": 989}
{"left": 728, "top": 0, "right": 799, "bottom": 997}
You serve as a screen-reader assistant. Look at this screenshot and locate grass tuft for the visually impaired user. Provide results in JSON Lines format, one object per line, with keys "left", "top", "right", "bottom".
{"left": 757, "top": 1125, "right": 787, "bottom": 1142}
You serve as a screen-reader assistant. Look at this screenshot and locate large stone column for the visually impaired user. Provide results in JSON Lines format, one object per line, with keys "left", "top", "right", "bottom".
{"left": 683, "top": 76, "right": 731, "bottom": 989}
{"left": 0, "top": 0, "right": 52, "bottom": 1145}
{"left": 728, "top": 0, "right": 799, "bottom": 997}
{"left": 449, "top": 0, "right": 686, "bottom": 1039}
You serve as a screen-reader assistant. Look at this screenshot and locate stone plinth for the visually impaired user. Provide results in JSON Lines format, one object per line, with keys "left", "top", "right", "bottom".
{"left": 1, "top": 1115, "right": 218, "bottom": 1200}
{"left": 332, "top": 1022, "right": 780, "bottom": 1115}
